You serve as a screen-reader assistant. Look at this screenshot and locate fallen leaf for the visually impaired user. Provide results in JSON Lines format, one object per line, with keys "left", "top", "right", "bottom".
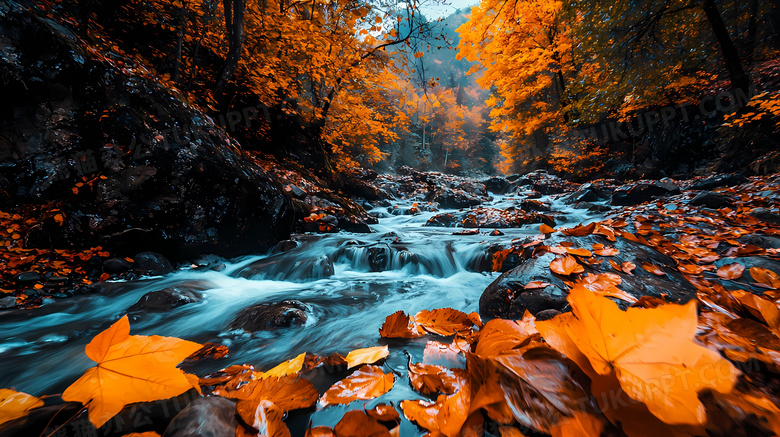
{"left": 414, "top": 308, "right": 473, "bottom": 336}
{"left": 367, "top": 404, "right": 400, "bottom": 422}
{"left": 641, "top": 263, "right": 666, "bottom": 276}
{"left": 62, "top": 316, "right": 202, "bottom": 427}
{"left": 537, "top": 288, "right": 739, "bottom": 425}
{"left": 263, "top": 352, "right": 306, "bottom": 379}
{"left": 539, "top": 224, "right": 555, "bottom": 234}
{"left": 549, "top": 256, "right": 584, "bottom": 275}
{"left": 319, "top": 365, "right": 394, "bottom": 407}
{"left": 345, "top": 345, "right": 389, "bottom": 369}
{"left": 566, "top": 247, "right": 593, "bottom": 257}
{"left": 408, "top": 362, "right": 466, "bottom": 395}
{"left": 750, "top": 267, "right": 780, "bottom": 289}
{"left": 379, "top": 311, "right": 423, "bottom": 338}
{"left": 236, "top": 400, "right": 290, "bottom": 437}
{"left": 214, "top": 375, "right": 318, "bottom": 412}
{"left": 717, "top": 263, "right": 744, "bottom": 280}
{"left": 0, "top": 389, "right": 43, "bottom": 426}
{"left": 334, "top": 410, "right": 391, "bottom": 437}
{"left": 474, "top": 318, "right": 536, "bottom": 357}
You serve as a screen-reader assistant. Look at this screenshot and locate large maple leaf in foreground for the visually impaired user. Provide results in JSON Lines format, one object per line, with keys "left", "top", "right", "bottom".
{"left": 63, "top": 315, "right": 202, "bottom": 427}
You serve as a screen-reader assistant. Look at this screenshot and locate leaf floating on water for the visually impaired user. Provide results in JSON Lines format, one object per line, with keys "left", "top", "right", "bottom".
{"left": 319, "top": 365, "right": 394, "bottom": 407}
{"left": 415, "top": 308, "right": 474, "bottom": 336}
{"left": 214, "top": 375, "right": 318, "bottom": 412}
{"left": 379, "top": 311, "right": 423, "bottom": 338}
{"left": 0, "top": 389, "right": 44, "bottom": 426}
{"left": 333, "top": 410, "right": 392, "bottom": 437}
{"left": 345, "top": 345, "right": 389, "bottom": 369}
{"left": 62, "top": 315, "right": 202, "bottom": 427}
{"left": 263, "top": 352, "right": 306, "bottom": 379}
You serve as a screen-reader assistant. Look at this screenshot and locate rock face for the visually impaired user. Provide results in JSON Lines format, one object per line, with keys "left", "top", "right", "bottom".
{"left": 427, "top": 188, "right": 483, "bottom": 209}
{"left": 0, "top": 5, "right": 294, "bottom": 260}
{"left": 479, "top": 235, "right": 697, "bottom": 318}
{"left": 229, "top": 300, "right": 308, "bottom": 332}
{"left": 611, "top": 180, "right": 680, "bottom": 206}
{"left": 164, "top": 397, "right": 238, "bottom": 437}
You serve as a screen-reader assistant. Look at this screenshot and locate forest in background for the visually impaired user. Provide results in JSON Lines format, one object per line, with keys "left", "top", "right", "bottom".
{"left": 18, "top": 0, "right": 778, "bottom": 183}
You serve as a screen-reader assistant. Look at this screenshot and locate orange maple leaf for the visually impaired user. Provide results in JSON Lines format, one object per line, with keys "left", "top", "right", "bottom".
{"left": 63, "top": 316, "right": 202, "bottom": 427}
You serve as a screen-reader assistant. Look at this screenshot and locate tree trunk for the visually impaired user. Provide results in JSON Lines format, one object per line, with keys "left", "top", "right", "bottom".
{"left": 744, "top": 0, "right": 759, "bottom": 65}
{"left": 215, "top": 0, "right": 245, "bottom": 92}
{"left": 701, "top": 0, "right": 751, "bottom": 92}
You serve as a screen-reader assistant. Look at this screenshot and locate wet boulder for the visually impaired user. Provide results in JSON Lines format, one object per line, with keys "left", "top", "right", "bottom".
{"left": 690, "top": 191, "right": 735, "bottom": 209}
{"left": 165, "top": 396, "right": 238, "bottom": 437}
{"left": 482, "top": 176, "right": 511, "bottom": 194}
{"left": 128, "top": 286, "right": 204, "bottom": 313}
{"left": 686, "top": 173, "right": 748, "bottom": 191}
{"left": 479, "top": 235, "right": 697, "bottom": 318}
{"left": 103, "top": 258, "right": 132, "bottom": 274}
{"left": 611, "top": 179, "right": 680, "bottom": 206}
{"left": 229, "top": 300, "right": 308, "bottom": 332}
{"left": 427, "top": 188, "right": 482, "bottom": 209}
{"left": 133, "top": 252, "right": 174, "bottom": 275}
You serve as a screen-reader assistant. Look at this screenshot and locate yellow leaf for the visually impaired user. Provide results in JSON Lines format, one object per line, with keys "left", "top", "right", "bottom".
{"left": 537, "top": 288, "right": 738, "bottom": 425}
{"left": 0, "top": 389, "right": 43, "bottom": 426}
{"left": 344, "top": 345, "right": 389, "bottom": 369}
{"left": 62, "top": 316, "right": 202, "bottom": 427}
{"left": 263, "top": 352, "right": 306, "bottom": 379}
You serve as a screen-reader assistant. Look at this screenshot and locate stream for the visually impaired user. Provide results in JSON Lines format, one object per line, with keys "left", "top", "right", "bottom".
{"left": 0, "top": 189, "right": 602, "bottom": 428}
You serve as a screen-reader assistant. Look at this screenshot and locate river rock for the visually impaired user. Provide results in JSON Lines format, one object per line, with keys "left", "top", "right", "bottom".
{"left": 14, "top": 271, "right": 41, "bottom": 284}
{"left": 103, "top": 258, "right": 132, "bottom": 274}
{"left": 133, "top": 252, "right": 174, "bottom": 275}
{"left": 229, "top": 300, "right": 308, "bottom": 332}
{"left": 748, "top": 208, "right": 780, "bottom": 225}
{"left": 482, "top": 176, "right": 511, "bottom": 194}
{"left": 427, "top": 188, "right": 482, "bottom": 209}
{"left": 164, "top": 397, "right": 238, "bottom": 437}
{"left": 479, "top": 235, "right": 697, "bottom": 318}
{"left": 611, "top": 179, "right": 680, "bottom": 206}
{"left": 687, "top": 173, "right": 748, "bottom": 190}
{"left": 128, "top": 287, "right": 203, "bottom": 313}
{"left": 690, "top": 191, "right": 735, "bottom": 209}
{"left": 0, "top": 296, "right": 16, "bottom": 309}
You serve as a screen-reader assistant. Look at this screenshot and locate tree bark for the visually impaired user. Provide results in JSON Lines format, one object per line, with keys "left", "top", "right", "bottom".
{"left": 701, "top": 0, "right": 751, "bottom": 92}
{"left": 215, "top": 0, "right": 245, "bottom": 92}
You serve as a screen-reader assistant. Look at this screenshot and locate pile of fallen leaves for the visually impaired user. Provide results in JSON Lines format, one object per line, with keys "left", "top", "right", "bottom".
{"left": 3, "top": 272, "right": 780, "bottom": 436}
{"left": 0, "top": 205, "right": 110, "bottom": 308}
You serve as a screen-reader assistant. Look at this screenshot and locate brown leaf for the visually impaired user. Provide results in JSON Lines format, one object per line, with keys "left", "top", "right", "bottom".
{"left": 333, "top": 410, "right": 391, "bottom": 437}
{"left": 750, "top": 267, "right": 780, "bottom": 289}
{"left": 214, "top": 375, "right": 318, "bottom": 412}
{"left": 716, "top": 263, "right": 744, "bottom": 280}
{"left": 379, "top": 311, "right": 423, "bottom": 338}
{"left": 549, "top": 256, "right": 584, "bottom": 275}
{"left": 319, "top": 365, "right": 394, "bottom": 407}
{"left": 415, "top": 308, "right": 474, "bottom": 336}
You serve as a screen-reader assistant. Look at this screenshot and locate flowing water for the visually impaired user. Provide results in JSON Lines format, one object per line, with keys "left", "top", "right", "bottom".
{"left": 0, "top": 190, "right": 601, "bottom": 428}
